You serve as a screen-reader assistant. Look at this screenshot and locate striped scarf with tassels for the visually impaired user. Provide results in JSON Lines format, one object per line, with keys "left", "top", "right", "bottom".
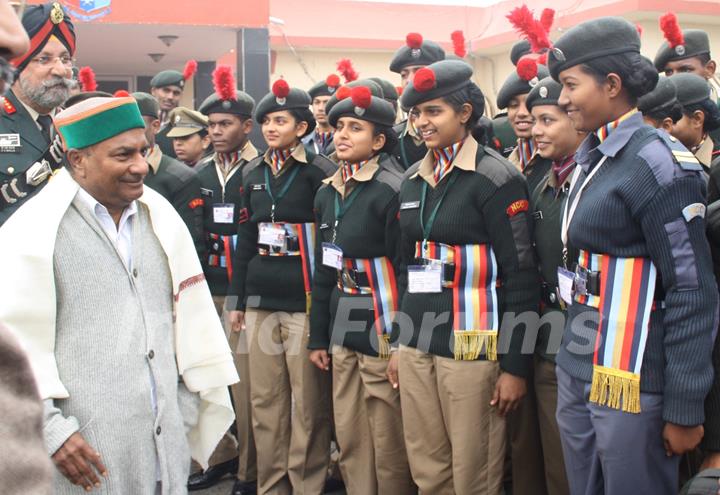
{"left": 594, "top": 109, "right": 639, "bottom": 144}
{"left": 269, "top": 148, "right": 292, "bottom": 175}
{"left": 340, "top": 160, "right": 369, "bottom": 183}
{"left": 432, "top": 140, "right": 464, "bottom": 184}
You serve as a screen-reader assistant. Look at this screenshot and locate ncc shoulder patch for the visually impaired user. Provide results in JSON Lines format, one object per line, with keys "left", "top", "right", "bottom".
{"left": 506, "top": 199, "right": 529, "bottom": 217}
{"left": 682, "top": 203, "right": 706, "bottom": 222}
{"left": 655, "top": 129, "right": 702, "bottom": 171}
{"left": 188, "top": 198, "right": 204, "bottom": 209}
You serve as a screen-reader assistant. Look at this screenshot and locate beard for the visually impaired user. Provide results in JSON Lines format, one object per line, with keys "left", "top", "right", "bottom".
{"left": 19, "top": 74, "right": 73, "bottom": 110}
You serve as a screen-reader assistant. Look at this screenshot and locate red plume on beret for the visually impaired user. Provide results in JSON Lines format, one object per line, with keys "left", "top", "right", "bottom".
{"left": 326, "top": 74, "right": 341, "bottom": 88}
{"left": 537, "top": 52, "right": 548, "bottom": 66}
{"left": 183, "top": 60, "right": 197, "bottom": 81}
{"left": 114, "top": 90, "right": 130, "bottom": 98}
{"left": 272, "top": 79, "right": 290, "bottom": 99}
{"left": 517, "top": 57, "right": 538, "bottom": 82}
{"left": 507, "top": 5, "right": 552, "bottom": 53}
{"left": 660, "top": 12, "right": 684, "bottom": 48}
{"left": 78, "top": 66, "right": 97, "bottom": 92}
{"left": 395, "top": 85, "right": 404, "bottom": 96}
{"left": 406, "top": 32, "right": 423, "bottom": 49}
{"left": 336, "top": 86, "right": 352, "bottom": 101}
{"left": 337, "top": 59, "right": 359, "bottom": 83}
{"left": 213, "top": 65, "right": 237, "bottom": 101}
{"left": 636, "top": 23, "right": 644, "bottom": 37}
{"left": 351, "top": 86, "right": 372, "bottom": 109}
{"left": 413, "top": 67, "right": 436, "bottom": 92}
{"left": 539, "top": 9, "right": 555, "bottom": 34}
{"left": 451, "top": 30, "right": 467, "bottom": 58}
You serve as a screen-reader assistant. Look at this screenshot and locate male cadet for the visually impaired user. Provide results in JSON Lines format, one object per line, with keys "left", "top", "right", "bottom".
{"left": 497, "top": 57, "right": 552, "bottom": 193}
{"left": 188, "top": 66, "right": 259, "bottom": 495}
{"left": 167, "top": 106, "right": 212, "bottom": 168}
{"left": 655, "top": 13, "right": 720, "bottom": 144}
{"left": 150, "top": 60, "right": 197, "bottom": 158}
{"left": 369, "top": 76, "right": 400, "bottom": 117}
{"left": 0, "top": 2, "right": 75, "bottom": 225}
{"left": 132, "top": 92, "right": 205, "bottom": 259}
{"left": 389, "top": 32, "right": 445, "bottom": 169}
{"left": 303, "top": 74, "right": 341, "bottom": 156}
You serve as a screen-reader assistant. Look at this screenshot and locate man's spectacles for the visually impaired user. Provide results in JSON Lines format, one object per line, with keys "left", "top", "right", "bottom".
{"left": 31, "top": 55, "right": 74, "bottom": 67}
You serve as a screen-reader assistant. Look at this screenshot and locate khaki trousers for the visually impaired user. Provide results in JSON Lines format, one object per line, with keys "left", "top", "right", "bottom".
{"left": 206, "top": 296, "right": 257, "bottom": 482}
{"left": 331, "top": 346, "right": 415, "bottom": 495}
{"left": 534, "top": 357, "right": 569, "bottom": 495}
{"left": 247, "top": 309, "right": 331, "bottom": 495}
{"left": 398, "top": 345, "right": 505, "bottom": 495}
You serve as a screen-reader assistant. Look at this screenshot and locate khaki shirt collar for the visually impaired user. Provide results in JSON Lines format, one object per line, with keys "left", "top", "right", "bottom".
{"left": 507, "top": 141, "right": 540, "bottom": 172}
{"left": 241, "top": 141, "right": 259, "bottom": 162}
{"left": 411, "top": 134, "right": 478, "bottom": 187}
{"left": 146, "top": 145, "right": 162, "bottom": 174}
{"left": 696, "top": 136, "right": 714, "bottom": 168}
{"left": 262, "top": 143, "right": 308, "bottom": 176}
{"left": 323, "top": 155, "right": 380, "bottom": 197}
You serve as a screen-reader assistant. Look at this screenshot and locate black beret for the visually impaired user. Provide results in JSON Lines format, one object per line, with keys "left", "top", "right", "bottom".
{"left": 254, "top": 81, "right": 312, "bottom": 124}
{"left": 548, "top": 17, "right": 640, "bottom": 81}
{"left": 328, "top": 89, "right": 396, "bottom": 128}
{"left": 369, "top": 77, "right": 399, "bottom": 102}
{"left": 670, "top": 73, "right": 713, "bottom": 107}
{"left": 132, "top": 92, "right": 159, "bottom": 119}
{"left": 308, "top": 74, "right": 342, "bottom": 99}
{"left": 150, "top": 70, "right": 185, "bottom": 89}
{"left": 525, "top": 76, "right": 563, "bottom": 111}
{"left": 400, "top": 60, "right": 474, "bottom": 110}
{"left": 198, "top": 90, "right": 255, "bottom": 117}
{"left": 654, "top": 30, "right": 711, "bottom": 72}
{"left": 390, "top": 33, "right": 446, "bottom": 73}
{"left": 325, "top": 79, "right": 384, "bottom": 116}
{"left": 496, "top": 63, "right": 550, "bottom": 109}
{"left": 510, "top": 40, "right": 532, "bottom": 66}
{"left": 638, "top": 77, "right": 678, "bottom": 115}
{"left": 13, "top": 2, "right": 76, "bottom": 73}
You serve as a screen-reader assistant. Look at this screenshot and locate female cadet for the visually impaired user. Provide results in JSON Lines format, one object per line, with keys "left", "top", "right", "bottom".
{"left": 393, "top": 59, "right": 539, "bottom": 494}
{"left": 307, "top": 85, "right": 414, "bottom": 495}
{"left": 547, "top": 17, "right": 717, "bottom": 494}
{"left": 525, "top": 75, "right": 587, "bottom": 495}
{"left": 227, "top": 80, "right": 336, "bottom": 495}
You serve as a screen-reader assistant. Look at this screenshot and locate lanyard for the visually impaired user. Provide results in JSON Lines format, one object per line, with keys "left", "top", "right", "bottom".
{"left": 560, "top": 155, "right": 608, "bottom": 266}
{"left": 264, "top": 164, "right": 301, "bottom": 222}
{"left": 419, "top": 172, "right": 459, "bottom": 246}
{"left": 332, "top": 183, "right": 366, "bottom": 243}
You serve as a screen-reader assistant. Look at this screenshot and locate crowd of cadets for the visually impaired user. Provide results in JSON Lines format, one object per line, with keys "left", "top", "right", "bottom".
{"left": 3, "top": 2, "right": 720, "bottom": 494}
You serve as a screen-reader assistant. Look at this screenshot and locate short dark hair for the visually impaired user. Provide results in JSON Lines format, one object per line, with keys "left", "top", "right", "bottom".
{"left": 683, "top": 99, "right": 720, "bottom": 132}
{"left": 646, "top": 102, "right": 684, "bottom": 125}
{"left": 442, "top": 82, "right": 486, "bottom": 130}
{"left": 372, "top": 124, "right": 398, "bottom": 154}
{"left": 580, "top": 52, "right": 658, "bottom": 103}
{"left": 288, "top": 108, "right": 316, "bottom": 137}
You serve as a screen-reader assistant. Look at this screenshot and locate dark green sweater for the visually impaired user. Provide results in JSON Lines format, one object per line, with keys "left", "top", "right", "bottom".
{"left": 395, "top": 137, "right": 539, "bottom": 378}
{"left": 308, "top": 158, "right": 405, "bottom": 356}
{"left": 229, "top": 147, "right": 336, "bottom": 312}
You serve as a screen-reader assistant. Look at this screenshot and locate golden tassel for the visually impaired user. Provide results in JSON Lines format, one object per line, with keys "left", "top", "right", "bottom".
{"left": 589, "top": 365, "right": 641, "bottom": 414}
{"left": 453, "top": 330, "right": 498, "bottom": 361}
{"left": 378, "top": 334, "right": 391, "bottom": 360}
{"left": 305, "top": 292, "right": 312, "bottom": 315}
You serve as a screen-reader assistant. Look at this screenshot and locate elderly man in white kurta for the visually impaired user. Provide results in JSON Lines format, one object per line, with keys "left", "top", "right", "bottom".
{"left": 0, "top": 96, "right": 239, "bottom": 494}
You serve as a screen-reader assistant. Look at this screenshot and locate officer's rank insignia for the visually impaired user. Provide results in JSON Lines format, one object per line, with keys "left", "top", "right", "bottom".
{"left": 1, "top": 97, "right": 16, "bottom": 115}
{"left": 50, "top": 2, "right": 64, "bottom": 24}
{"left": 506, "top": 199, "right": 529, "bottom": 217}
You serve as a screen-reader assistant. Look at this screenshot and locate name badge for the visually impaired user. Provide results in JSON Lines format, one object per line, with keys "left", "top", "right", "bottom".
{"left": 252, "top": 184, "right": 266, "bottom": 191}
{"left": 258, "top": 224, "right": 286, "bottom": 247}
{"left": 322, "top": 243, "right": 343, "bottom": 270}
{"left": 213, "top": 203, "right": 235, "bottom": 224}
{"left": 407, "top": 263, "right": 442, "bottom": 293}
{"left": 200, "top": 188, "right": 213, "bottom": 197}
{"left": 557, "top": 267, "right": 574, "bottom": 305}
{"left": 400, "top": 201, "right": 420, "bottom": 210}
{"left": 0, "top": 133, "right": 21, "bottom": 153}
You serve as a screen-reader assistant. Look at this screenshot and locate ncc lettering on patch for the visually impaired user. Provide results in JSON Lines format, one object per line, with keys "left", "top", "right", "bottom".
{"left": 506, "top": 200, "right": 529, "bottom": 217}
{"left": 188, "top": 198, "right": 204, "bottom": 209}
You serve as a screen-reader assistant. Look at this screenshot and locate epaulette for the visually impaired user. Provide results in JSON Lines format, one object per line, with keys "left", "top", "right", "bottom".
{"left": 1, "top": 97, "right": 16, "bottom": 115}
{"left": 655, "top": 129, "right": 703, "bottom": 171}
